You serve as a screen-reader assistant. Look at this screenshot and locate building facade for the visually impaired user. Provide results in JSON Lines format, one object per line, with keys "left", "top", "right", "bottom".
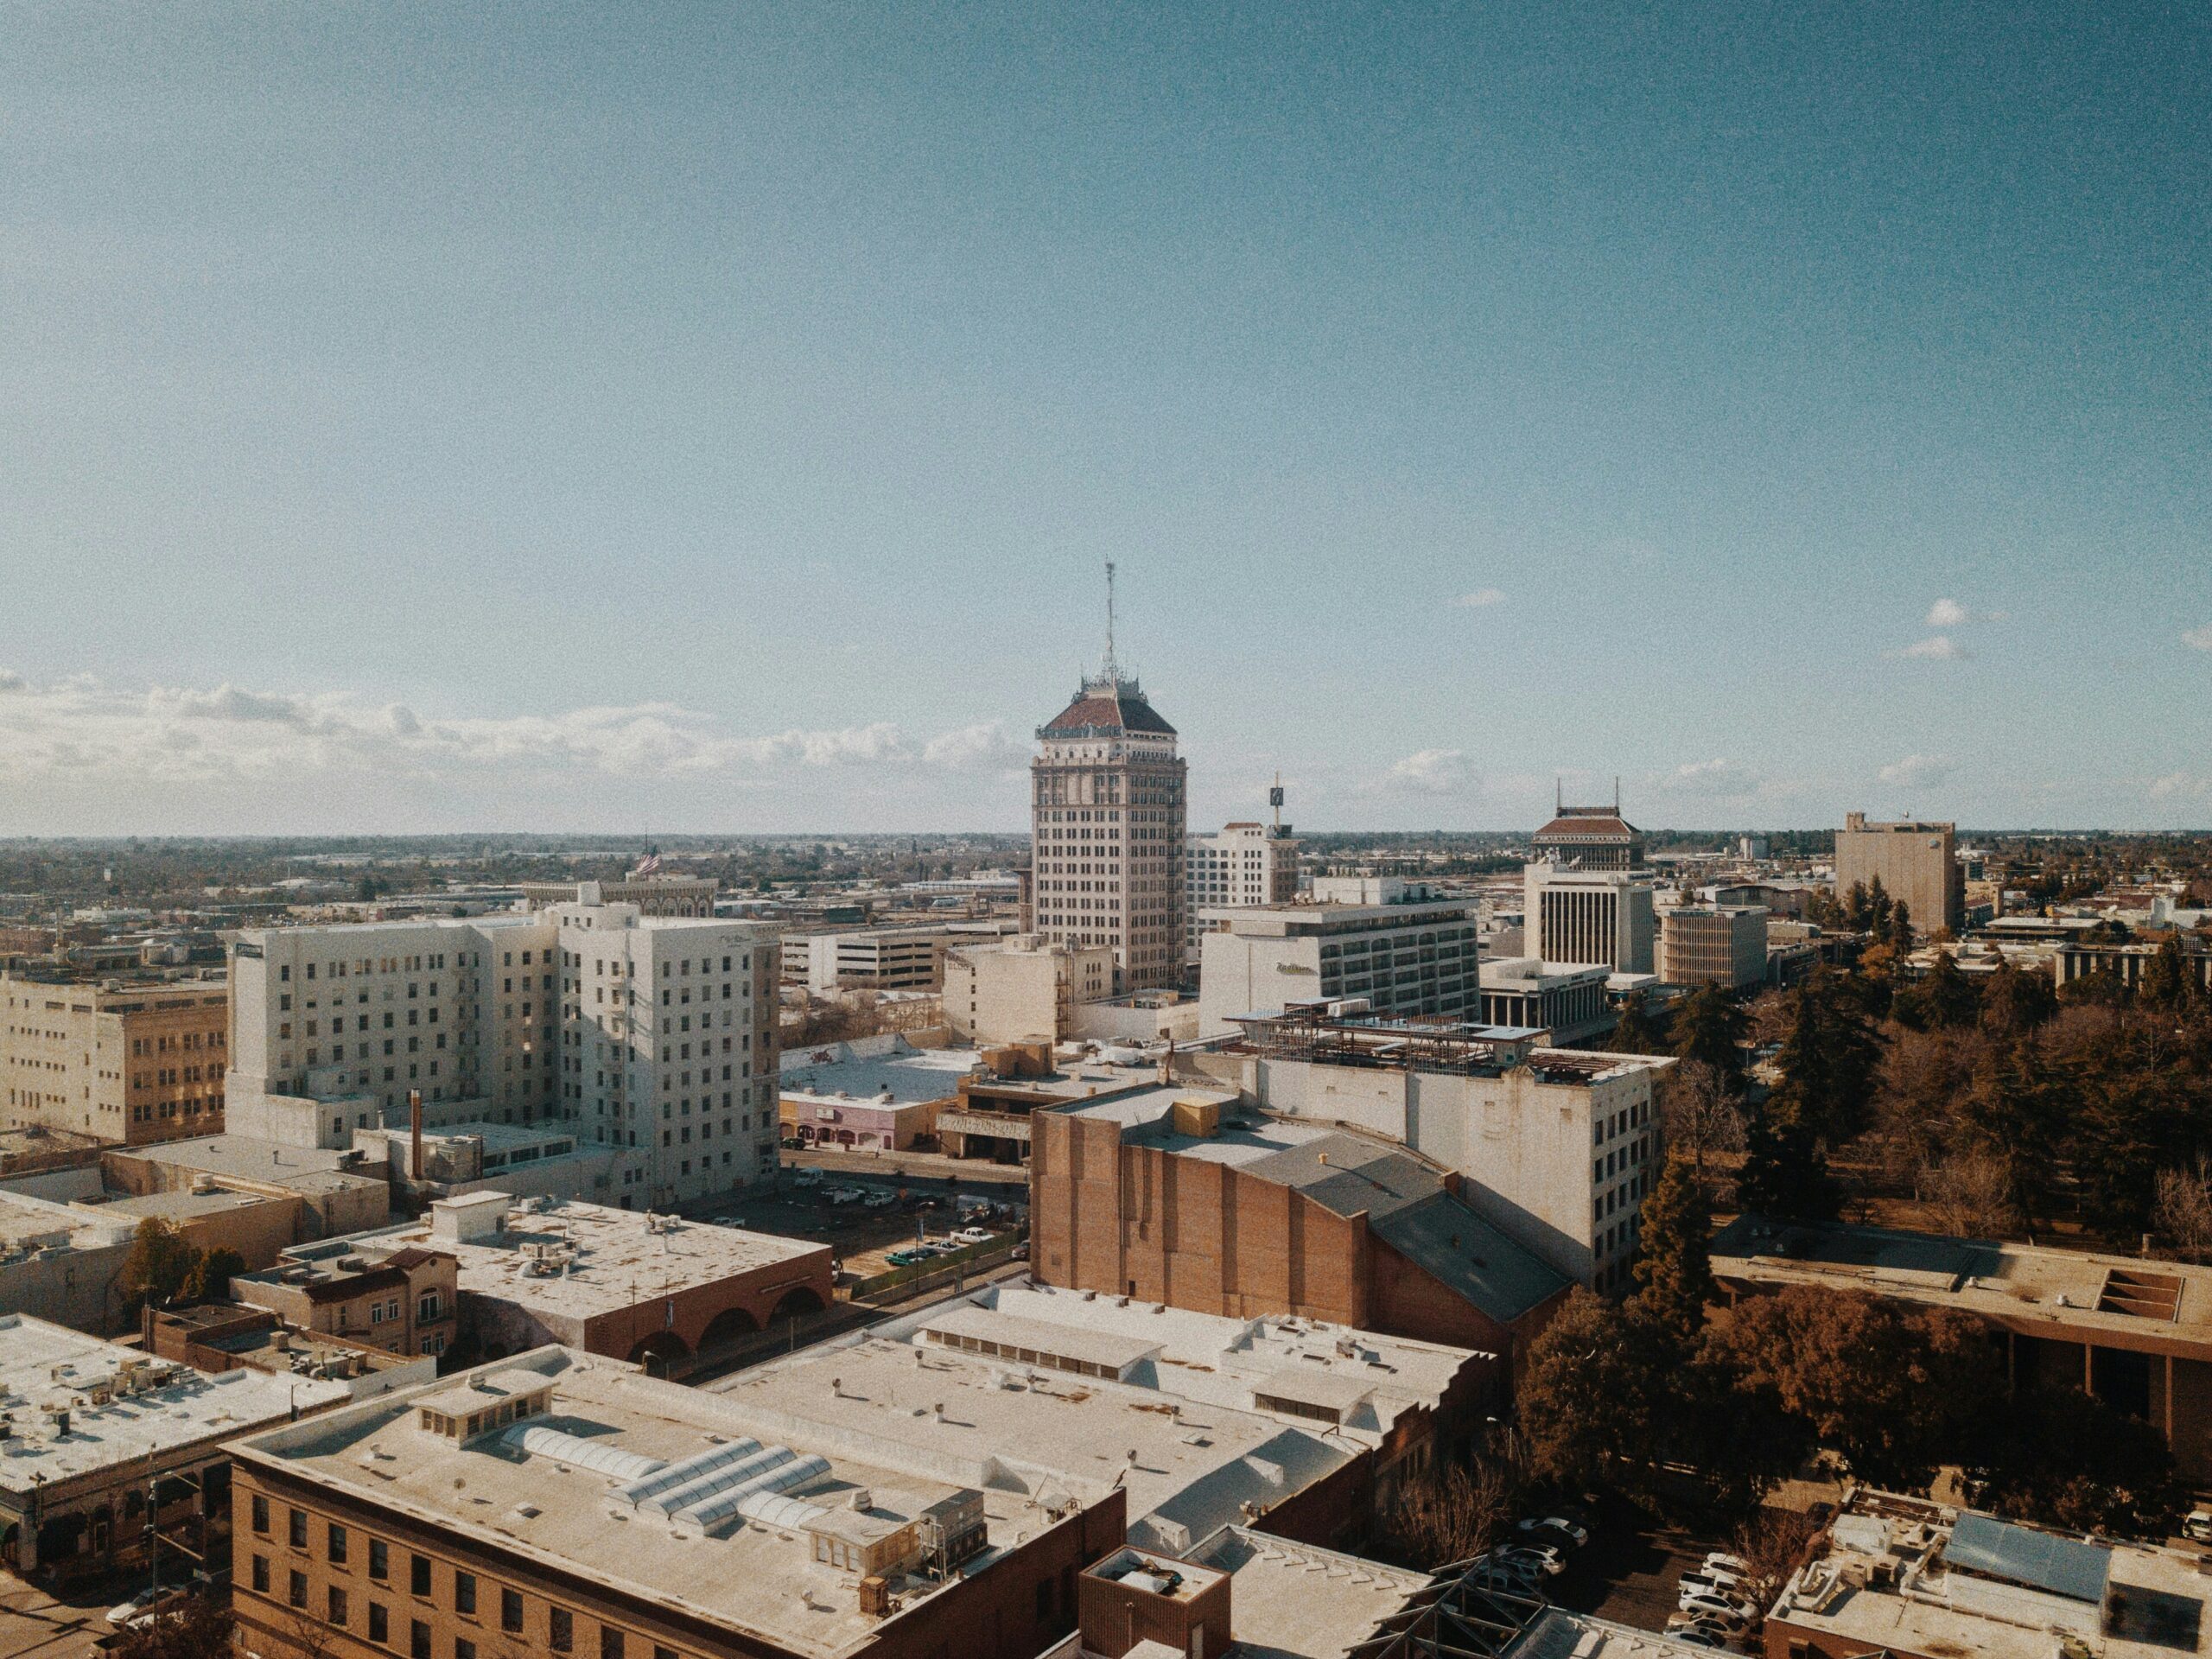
{"left": 1, "top": 969, "right": 229, "bottom": 1144}
{"left": 1030, "top": 657, "right": 1187, "bottom": 995}
{"left": 1657, "top": 905, "right": 1768, "bottom": 988}
{"left": 1531, "top": 796, "right": 1644, "bottom": 871}
{"left": 1522, "top": 864, "right": 1656, "bottom": 974}
{"left": 1194, "top": 896, "right": 1481, "bottom": 1039}
{"left": 779, "top": 926, "right": 957, "bottom": 994}
{"left": 941, "top": 937, "right": 1114, "bottom": 1045}
{"left": 1835, "top": 811, "right": 1965, "bottom": 935}
{"left": 1185, "top": 822, "right": 1300, "bottom": 957}
{"left": 518, "top": 876, "right": 718, "bottom": 917}
{"left": 1476, "top": 958, "right": 1613, "bottom": 1043}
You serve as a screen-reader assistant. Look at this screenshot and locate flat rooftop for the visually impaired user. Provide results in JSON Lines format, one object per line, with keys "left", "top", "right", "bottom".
{"left": 892, "top": 1281, "right": 1479, "bottom": 1444}
{"left": 0, "top": 1314, "right": 348, "bottom": 1497}
{"left": 230, "top": 1348, "right": 1034, "bottom": 1659}
{"left": 119, "top": 1135, "right": 373, "bottom": 1193}
{"left": 779, "top": 1045, "right": 986, "bottom": 1106}
{"left": 1771, "top": 1491, "right": 2212, "bottom": 1659}
{"left": 83, "top": 1186, "right": 282, "bottom": 1224}
{"left": 0, "top": 1189, "right": 137, "bottom": 1254}
{"left": 1712, "top": 1215, "right": 2212, "bottom": 1357}
{"left": 1183, "top": 1526, "right": 1431, "bottom": 1658}
{"left": 292, "top": 1197, "right": 828, "bottom": 1322}
{"left": 711, "top": 1324, "right": 1361, "bottom": 1557}
{"left": 1504, "top": 1610, "right": 1730, "bottom": 1656}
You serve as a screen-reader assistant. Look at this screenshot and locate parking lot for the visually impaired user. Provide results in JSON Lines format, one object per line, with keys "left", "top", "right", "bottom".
{"left": 670, "top": 1165, "right": 1026, "bottom": 1280}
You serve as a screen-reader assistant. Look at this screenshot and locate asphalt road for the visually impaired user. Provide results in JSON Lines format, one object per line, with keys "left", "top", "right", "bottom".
{"left": 0, "top": 1577, "right": 116, "bottom": 1659}
{"left": 1542, "top": 1502, "right": 1733, "bottom": 1646}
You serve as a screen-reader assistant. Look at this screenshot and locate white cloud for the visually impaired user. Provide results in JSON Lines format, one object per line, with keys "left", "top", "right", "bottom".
{"left": 1924, "top": 598, "right": 1967, "bottom": 628}
{"left": 1452, "top": 588, "right": 1506, "bottom": 609}
{"left": 0, "top": 670, "right": 25, "bottom": 692}
{"left": 920, "top": 721, "right": 1028, "bottom": 773}
{"left": 1879, "top": 753, "right": 1955, "bottom": 789}
{"left": 2150, "top": 772, "right": 2212, "bottom": 802}
{"left": 1666, "top": 758, "right": 1758, "bottom": 797}
{"left": 1387, "top": 748, "right": 1474, "bottom": 794}
{"left": 1889, "top": 634, "right": 1969, "bottom": 661}
{"left": 2183, "top": 626, "right": 2212, "bottom": 652}
{"left": 0, "top": 673, "right": 1017, "bottom": 793}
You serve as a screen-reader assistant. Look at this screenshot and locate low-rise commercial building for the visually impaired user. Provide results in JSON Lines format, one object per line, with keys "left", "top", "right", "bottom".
{"left": 1765, "top": 1487, "right": 2212, "bottom": 1659}
{"left": 1713, "top": 1214, "right": 2212, "bottom": 1482}
{"left": 1224, "top": 1007, "right": 1671, "bottom": 1291}
{"left": 1, "top": 966, "right": 229, "bottom": 1144}
{"left": 1477, "top": 958, "right": 1612, "bottom": 1043}
{"left": 778, "top": 1035, "right": 980, "bottom": 1151}
{"left": 1658, "top": 905, "right": 1768, "bottom": 988}
{"left": 143, "top": 1301, "right": 437, "bottom": 1400}
{"left": 943, "top": 936, "right": 1116, "bottom": 1045}
{"left": 1195, "top": 894, "right": 1481, "bottom": 1039}
{"left": 518, "top": 876, "right": 718, "bottom": 917}
{"left": 229, "top": 1346, "right": 1130, "bottom": 1659}
{"left": 1030, "top": 1089, "right": 1571, "bottom": 1391}
{"left": 2055, "top": 938, "right": 2212, "bottom": 996}
{"left": 0, "top": 1313, "right": 349, "bottom": 1583}
{"left": 0, "top": 1190, "right": 139, "bottom": 1334}
{"left": 260, "top": 1192, "right": 835, "bottom": 1370}
{"left": 233, "top": 1243, "right": 462, "bottom": 1363}
{"left": 780, "top": 925, "right": 962, "bottom": 994}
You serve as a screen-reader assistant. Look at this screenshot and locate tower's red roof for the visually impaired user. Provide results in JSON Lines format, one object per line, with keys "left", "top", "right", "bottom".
{"left": 1535, "top": 814, "right": 1637, "bottom": 839}
{"left": 1039, "top": 682, "right": 1177, "bottom": 737}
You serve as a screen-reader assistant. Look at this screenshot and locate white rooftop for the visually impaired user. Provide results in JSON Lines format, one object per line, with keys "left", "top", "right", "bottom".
{"left": 232, "top": 1348, "right": 1052, "bottom": 1659}
{"left": 779, "top": 1040, "right": 988, "bottom": 1106}
{"left": 305, "top": 1196, "right": 826, "bottom": 1323}
{"left": 1184, "top": 1526, "right": 1431, "bottom": 1659}
{"left": 0, "top": 1190, "right": 137, "bottom": 1254}
{"left": 0, "top": 1315, "right": 348, "bottom": 1497}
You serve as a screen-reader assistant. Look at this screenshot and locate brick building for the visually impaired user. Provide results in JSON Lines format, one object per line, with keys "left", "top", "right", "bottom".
{"left": 1030, "top": 1091, "right": 1569, "bottom": 1397}
{"left": 234, "top": 1243, "right": 462, "bottom": 1363}
{"left": 0, "top": 967, "right": 229, "bottom": 1144}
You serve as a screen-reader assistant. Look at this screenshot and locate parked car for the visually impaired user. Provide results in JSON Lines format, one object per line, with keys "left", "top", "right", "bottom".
{"left": 2187, "top": 1511, "right": 2212, "bottom": 1543}
{"left": 1516, "top": 1516, "right": 1590, "bottom": 1547}
{"left": 108, "top": 1586, "right": 184, "bottom": 1628}
{"left": 862, "top": 1190, "right": 898, "bottom": 1209}
{"left": 1703, "top": 1553, "right": 1751, "bottom": 1575}
{"left": 1681, "top": 1569, "right": 1751, "bottom": 1602}
{"left": 709, "top": 1215, "right": 747, "bottom": 1228}
{"left": 1497, "top": 1544, "right": 1565, "bottom": 1577}
{"left": 1678, "top": 1592, "right": 1751, "bottom": 1626}
{"left": 951, "top": 1225, "right": 995, "bottom": 1245}
{"left": 827, "top": 1187, "right": 865, "bottom": 1205}
{"left": 1664, "top": 1628, "right": 1728, "bottom": 1651}
{"left": 792, "top": 1168, "right": 823, "bottom": 1188}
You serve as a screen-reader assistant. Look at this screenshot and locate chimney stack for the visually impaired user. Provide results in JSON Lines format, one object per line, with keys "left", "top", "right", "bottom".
{"left": 409, "top": 1090, "right": 424, "bottom": 1181}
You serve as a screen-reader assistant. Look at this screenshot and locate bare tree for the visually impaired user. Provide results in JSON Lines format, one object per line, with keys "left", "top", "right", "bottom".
{"left": 2155, "top": 1156, "right": 2212, "bottom": 1262}
{"left": 1725, "top": 1509, "right": 1818, "bottom": 1641}
{"left": 1382, "top": 1460, "right": 1515, "bottom": 1570}
{"left": 1656, "top": 1058, "right": 1745, "bottom": 1190}
{"left": 1922, "top": 1149, "right": 2020, "bottom": 1239}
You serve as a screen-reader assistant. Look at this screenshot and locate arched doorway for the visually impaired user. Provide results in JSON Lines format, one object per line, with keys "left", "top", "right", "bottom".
{"left": 627, "top": 1330, "right": 690, "bottom": 1377}
{"left": 698, "top": 1306, "right": 760, "bottom": 1353}
{"left": 770, "top": 1287, "right": 825, "bottom": 1324}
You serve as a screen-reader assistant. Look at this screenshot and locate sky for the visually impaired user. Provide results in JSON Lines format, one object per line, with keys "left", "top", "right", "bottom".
{"left": 2, "top": 3, "right": 2209, "bottom": 836}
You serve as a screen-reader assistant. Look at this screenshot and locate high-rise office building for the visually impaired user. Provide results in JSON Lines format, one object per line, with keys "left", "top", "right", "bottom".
{"left": 1029, "top": 566, "right": 1186, "bottom": 993}
{"left": 1523, "top": 863, "right": 1657, "bottom": 974}
{"left": 1836, "top": 812, "right": 1965, "bottom": 935}
{"left": 1185, "top": 818, "right": 1300, "bottom": 957}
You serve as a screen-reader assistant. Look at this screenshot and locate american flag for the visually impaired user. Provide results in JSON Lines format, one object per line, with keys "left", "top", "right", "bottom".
{"left": 632, "top": 851, "right": 661, "bottom": 877}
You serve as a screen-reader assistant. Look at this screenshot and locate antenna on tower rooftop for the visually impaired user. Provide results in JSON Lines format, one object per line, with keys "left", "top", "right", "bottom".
{"left": 1103, "top": 559, "right": 1118, "bottom": 683}
{"left": 1614, "top": 775, "right": 1621, "bottom": 813}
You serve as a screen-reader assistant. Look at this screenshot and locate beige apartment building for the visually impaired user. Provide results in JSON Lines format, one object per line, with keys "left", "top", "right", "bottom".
{"left": 0, "top": 968, "right": 229, "bottom": 1145}
{"left": 1658, "top": 904, "right": 1767, "bottom": 988}
{"left": 941, "top": 935, "right": 1113, "bottom": 1045}
{"left": 1836, "top": 811, "right": 1965, "bottom": 935}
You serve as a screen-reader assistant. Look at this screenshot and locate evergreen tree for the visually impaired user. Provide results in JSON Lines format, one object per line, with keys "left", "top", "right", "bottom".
{"left": 2139, "top": 934, "right": 2196, "bottom": 1011}
{"left": 119, "top": 1218, "right": 201, "bottom": 1313}
{"left": 1980, "top": 958, "right": 2056, "bottom": 1035}
{"left": 1866, "top": 875, "right": 1894, "bottom": 938}
{"left": 1737, "top": 1091, "right": 1836, "bottom": 1221}
{"left": 1608, "top": 990, "right": 1670, "bottom": 1055}
{"left": 1887, "top": 898, "right": 1914, "bottom": 950}
{"left": 1920, "top": 949, "right": 1979, "bottom": 1030}
{"left": 1843, "top": 880, "right": 1872, "bottom": 932}
{"left": 1670, "top": 983, "right": 1748, "bottom": 1078}
{"left": 1772, "top": 974, "right": 1883, "bottom": 1141}
{"left": 1633, "top": 1155, "right": 1713, "bottom": 1346}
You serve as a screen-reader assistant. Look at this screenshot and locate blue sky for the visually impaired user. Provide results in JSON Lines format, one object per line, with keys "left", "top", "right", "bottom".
{"left": 2, "top": 4, "right": 2208, "bottom": 835}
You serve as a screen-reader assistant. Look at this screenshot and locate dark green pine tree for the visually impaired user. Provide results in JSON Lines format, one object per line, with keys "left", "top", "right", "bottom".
{"left": 1609, "top": 989, "right": 1670, "bottom": 1055}
{"left": 1632, "top": 1155, "right": 1713, "bottom": 1346}
{"left": 1737, "top": 1091, "right": 1836, "bottom": 1221}
{"left": 1669, "top": 983, "right": 1749, "bottom": 1077}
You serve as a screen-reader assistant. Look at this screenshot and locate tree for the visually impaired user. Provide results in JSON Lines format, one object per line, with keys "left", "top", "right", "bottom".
{"left": 1886, "top": 899, "right": 1914, "bottom": 950}
{"left": 1771, "top": 974, "right": 1883, "bottom": 1142}
{"left": 1670, "top": 984, "right": 1748, "bottom": 1077}
{"left": 182, "top": 1246, "right": 245, "bottom": 1305}
{"left": 1655, "top": 1058, "right": 1745, "bottom": 1189}
{"left": 1843, "top": 880, "right": 1872, "bottom": 933}
{"left": 1966, "top": 1385, "right": 2183, "bottom": 1538}
{"left": 1609, "top": 990, "right": 1670, "bottom": 1056}
{"left": 1916, "top": 950, "right": 1978, "bottom": 1031}
{"left": 119, "top": 1218, "right": 201, "bottom": 1313}
{"left": 2155, "top": 1156, "right": 2212, "bottom": 1261}
{"left": 1736, "top": 1094, "right": 1834, "bottom": 1221}
{"left": 2139, "top": 934, "right": 2197, "bottom": 1012}
{"left": 1381, "top": 1460, "right": 1516, "bottom": 1570}
{"left": 1632, "top": 1156, "right": 1713, "bottom": 1346}
{"left": 1921, "top": 1149, "right": 2018, "bottom": 1239}
{"left": 1980, "top": 958, "right": 2056, "bottom": 1036}
{"left": 1516, "top": 1291, "right": 1667, "bottom": 1497}
{"left": 109, "top": 1595, "right": 233, "bottom": 1659}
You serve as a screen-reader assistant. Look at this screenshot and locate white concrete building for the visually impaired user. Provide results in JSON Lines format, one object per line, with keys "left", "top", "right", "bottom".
{"left": 942, "top": 935, "right": 1115, "bottom": 1044}
{"left": 225, "top": 899, "right": 779, "bottom": 1209}
{"left": 778, "top": 925, "right": 958, "bottom": 994}
{"left": 1477, "top": 957, "right": 1613, "bottom": 1043}
{"left": 1185, "top": 821, "right": 1300, "bottom": 957}
{"left": 1224, "top": 1008, "right": 1671, "bottom": 1291}
{"left": 1193, "top": 896, "right": 1480, "bottom": 1039}
{"left": 1522, "top": 862, "right": 1657, "bottom": 975}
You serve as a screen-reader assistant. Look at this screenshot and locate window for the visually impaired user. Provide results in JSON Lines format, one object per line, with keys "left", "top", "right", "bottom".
{"left": 370, "top": 1538, "right": 389, "bottom": 1580}
{"left": 419, "top": 1291, "right": 442, "bottom": 1323}
{"left": 412, "top": 1621, "right": 433, "bottom": 1659}
{"left": 289, "top": 1509, "right": 308, "bottom": 1549}
{"left": 289, "top": 1570, "right": 308, "bottom": 1610}
{"left": 329, "top": 1587, "right": 349, "bottom": 1626}
{"left": 251, "top": 1555, "right": 270, "bottom": 1594}
{"left": 329, "top": 1522, "right": 348, "bottom": 1565}
{"left": 454, "top": 1572, "right": 476, "bottom": 1617}
{"left": 601, "top": 1630, "right": 626, "bottom": 1659}
{"left": 369, "top": 1603, "right": 390, "bottom": 1644}
{"left": 251, "top": 1494, "right": 270, "bottom": 1534}
{"left": 456, "top": 1641, "right": 476, "bottom": 1659}
{"left": 501, "top": 1590, "right": 524, "bottom": 1634}
{"left": 411, "top": 1554, "right": 432, "bottom": 1597}
{"left": 550, "top": 1610, "right": 573, "bottom": 1653}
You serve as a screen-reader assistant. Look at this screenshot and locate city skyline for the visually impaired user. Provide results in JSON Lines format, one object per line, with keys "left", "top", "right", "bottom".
{"left": 4, "top": 7, "right": 2209, "bottom": 835}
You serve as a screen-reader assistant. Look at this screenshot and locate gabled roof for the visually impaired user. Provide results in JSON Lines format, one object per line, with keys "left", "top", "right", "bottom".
{"left": 1535, "top": 814, "right": 1638, "bottom": 840}
{"left": 1039, "top": 677, "right": 1177, "bottom": 737}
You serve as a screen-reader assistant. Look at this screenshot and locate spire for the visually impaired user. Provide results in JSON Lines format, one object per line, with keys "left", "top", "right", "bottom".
{"left": 1103, "top": 559, "right": 1118, "bottom": 683}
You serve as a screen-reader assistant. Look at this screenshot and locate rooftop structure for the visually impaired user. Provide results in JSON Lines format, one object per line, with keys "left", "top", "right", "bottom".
{"left": 1476, "top": 958, "right": 1612, "bottom": 1044}
{"left": 1194, "top": 898, "right": 1481, "bottom": 1039}
{"left": 1531, "top": 786, "right": 1645, "bottom": 872}
{"left": 143, "top": 1300, "right": 438, "bottom": 1399}
{"left": 1767, "top": 1487, "right": 2212, "bottom": 1659}
{"left": 257, "top": 1192, "right": 834, "bottom": 1368}
{"left": 229, "top": 1345, "right": 1129, "bottom": 1659}
{"left": 0, "top": 1313, "right": 349, "bottom": 1578}
{"left": 0, "top": 1188, "right": 141, "bottom": 1333}
{"left": 517, "top": 875, "right": 718, "bottom": 917}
